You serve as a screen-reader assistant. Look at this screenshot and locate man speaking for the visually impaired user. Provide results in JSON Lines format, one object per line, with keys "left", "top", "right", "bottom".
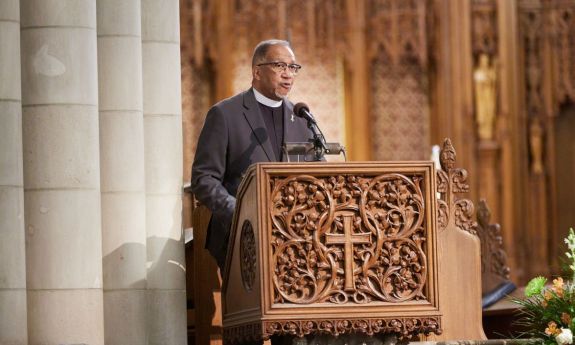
{"left": 191, "top": 39, "right": 315, "bottom": 269}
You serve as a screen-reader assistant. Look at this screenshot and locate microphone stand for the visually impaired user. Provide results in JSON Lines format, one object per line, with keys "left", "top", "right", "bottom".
{"left": 307, "top": 121, "right": 328, "bottom": 161}
{"left": 293, "top": 104, "right": 345, "bottom": 161}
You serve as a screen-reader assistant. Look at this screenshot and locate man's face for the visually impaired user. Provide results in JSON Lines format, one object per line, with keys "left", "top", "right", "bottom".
{"left": 252, "top": 45, "right": 297, "bottom": 100}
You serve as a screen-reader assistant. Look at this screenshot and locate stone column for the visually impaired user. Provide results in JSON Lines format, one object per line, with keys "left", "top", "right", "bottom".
{"left": 0, "top": 0, "right": 28, "bottom": 343}
{"left": 20, "top": 1, "right": 104, "bottom": 344}
{"left": 97, "top": 1, "right": 147, "bottom": 344}
{"left": 141, "top": 1, "right": 187, "bottom": 344}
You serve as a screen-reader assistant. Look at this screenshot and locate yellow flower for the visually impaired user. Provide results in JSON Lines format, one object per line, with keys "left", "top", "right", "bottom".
{"left": 561, "top": 313, "right": 572, "bottom": 325}
{"left": 553, "top": 277, "right": 565, "bottom": 297}
{"left": 546, "top": 321, "right": 561, "bottom": 336}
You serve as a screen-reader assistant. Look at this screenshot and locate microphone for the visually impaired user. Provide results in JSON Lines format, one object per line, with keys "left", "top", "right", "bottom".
{"left": 293, "top": 102, "right": 317, "bottom": 124}
{"left": 287, "top": 102, "right": 347, "bottom": 161}
{"left": 293, "top": 102, "right": 327, "bottom": 158}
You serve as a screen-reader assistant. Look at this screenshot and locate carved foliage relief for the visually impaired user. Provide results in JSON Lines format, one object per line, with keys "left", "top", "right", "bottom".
{"left": 240, "top": 220, "right": 256, "bottom": 291}
{"left": 263, "top": 317, "right": 441, "bottom": 338}
{"left": 477, "top": 199, "right": 511, "bottom": 279}
{"left": 269, "top": 173, "right": 429, "bottom": 306}
{"left": 436, "top": 139, "right": 477, "bottom": 234}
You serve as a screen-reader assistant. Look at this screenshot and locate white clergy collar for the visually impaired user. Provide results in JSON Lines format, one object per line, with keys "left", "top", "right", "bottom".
{"left": 253, "top": 87, "right": 283, "bottom": 108}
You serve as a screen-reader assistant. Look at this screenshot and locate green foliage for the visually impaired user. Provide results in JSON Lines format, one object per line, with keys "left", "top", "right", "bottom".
{"left": 513, "top": 228, "right": 575, "bottom": 345}
{"left": 565, "top": 228, "right": 575, "bottom": 281}
{"left": 525, "top": 277, "right": 548, "bottom": 297}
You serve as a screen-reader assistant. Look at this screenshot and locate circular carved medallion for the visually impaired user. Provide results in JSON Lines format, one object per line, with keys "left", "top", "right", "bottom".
{"left": 240, "top": 220, "right": 256, "bottom": 291}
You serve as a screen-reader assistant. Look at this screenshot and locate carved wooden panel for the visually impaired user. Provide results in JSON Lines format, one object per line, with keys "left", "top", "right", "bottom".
{"left": 519, "top": 0, "right": 575, "bottom": 113}
{"left": 517, "top": 0, "right": 575, "bottom": 281}
{"left": 221, "top": 163, "right": 441, "bottom": 343}
{"left": 520, "top": 1, "right": 544, "bottom": 119}
{"left": 436, "top": 139, "right": 477, "bottom": 235}
{"left": 269, "top": 173, "right": 430, "bottom": 305}
{"left": 240, "top": 220, "right": 256, "bottom": 291}
{"left": 477, "top": 199, "right": 510, "bottom": 290}
{"left": 427, "top": 138, "right": 486, "bottom": 341}
{"left": 233, "top": 0, "right": 346, "bottom": 59}
{"left": 263, "top": 317, "right": 441, "bottom": 338}
{"left": 472, "top": 0, "right": 498, "bottom": 57}
{"left": 548, "top": 1, "right": 575, "bottom": 105}
{"left": 367, "top": 0, "right": 428, "bottom": 67}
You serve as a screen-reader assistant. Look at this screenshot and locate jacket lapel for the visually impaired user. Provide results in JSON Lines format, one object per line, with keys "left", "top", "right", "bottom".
{"left": 242, "top": 88, "right": 276, "bottom": 161}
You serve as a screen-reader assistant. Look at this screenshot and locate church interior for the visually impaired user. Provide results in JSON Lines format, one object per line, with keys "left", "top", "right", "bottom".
{"left": 1, "top": 0, "right": 575, "bottom": 344}
{"left": 180, "top": 0, "right": 575, "bottom": 343}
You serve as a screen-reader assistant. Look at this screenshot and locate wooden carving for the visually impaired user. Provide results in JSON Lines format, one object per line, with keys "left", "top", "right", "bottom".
{"left": 548, "top": 2, "right": 575, "bottom": 104}
{"left": 516, "top": 0, "right": 575, "bottom": 282}
{"left": 476, "top": 199, "right": 510, "bottom": 282}
{"left": 520, "top": 1, "right": 544, "bottom": 118}
{"left": 429, "top": 139, "right": 486, "bottom": 341}
{"left": 270, "top": 174, "right": 428, "bottom": 305}
{"left": 233, "top": 0, "right": 346, "bottom": 58}
{"left": 263, "top": 317, "right": 441, "bottom": 338}
{"left": 222, "top": 163, "right": 442, "bottom": 344}
{"left": 367, "top": 0, "right": 428, "bottom": 68}
{"left": 472, "top": 0, "right": 498, "bottom": 57}
{"left": 240, "top": 220, "right": 256, "bottom": 291}
{"left": 436, "top": 139, "right": 476, "bottom": 235}
{"left": 225, "top": 317, "right": 441, "bottom": 343}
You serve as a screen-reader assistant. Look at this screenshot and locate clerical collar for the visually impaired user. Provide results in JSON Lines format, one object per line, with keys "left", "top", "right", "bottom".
{"left": 253, "top": 88, "right": 283, "bottom": 108}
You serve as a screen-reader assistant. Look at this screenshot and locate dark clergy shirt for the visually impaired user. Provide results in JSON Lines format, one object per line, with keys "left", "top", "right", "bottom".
{"left": 258, "top": 102, "right": 284, "bottom": 160}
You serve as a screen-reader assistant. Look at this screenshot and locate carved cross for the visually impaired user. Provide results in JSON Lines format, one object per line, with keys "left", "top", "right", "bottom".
{"left": 325, "top": 211, "right": 371, "bottom": 291}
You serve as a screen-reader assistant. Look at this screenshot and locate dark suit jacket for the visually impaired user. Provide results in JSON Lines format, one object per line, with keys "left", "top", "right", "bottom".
{"left": 191, "top": 88, "right": 314, "bottom": 268}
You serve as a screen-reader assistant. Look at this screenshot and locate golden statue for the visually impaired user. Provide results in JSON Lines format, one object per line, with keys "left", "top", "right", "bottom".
{"left": 529, "top": 120, "right": 544, "bottom": 174}
{"left": 474, "top": 54, "right": 497, "bottom": 140}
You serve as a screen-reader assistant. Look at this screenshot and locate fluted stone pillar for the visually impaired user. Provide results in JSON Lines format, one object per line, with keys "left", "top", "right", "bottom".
{"left": 0, "top": 1, "right": 28, "bottom": 343}
{"left": 97, "top": 1, "right": 147, "bottom": 344}
{"left": 141, "top": 0, "right": 187, "bottom": 344}
{"left": 20, "top": 1, "right": 104, "bottom": 344}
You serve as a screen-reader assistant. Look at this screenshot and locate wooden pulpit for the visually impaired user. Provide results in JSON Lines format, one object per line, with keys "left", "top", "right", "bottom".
{"left": 219, "top": 139, "right": 485, "bottom": 344}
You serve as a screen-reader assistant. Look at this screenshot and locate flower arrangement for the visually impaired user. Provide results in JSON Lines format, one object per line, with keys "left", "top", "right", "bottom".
{"left": 513, "top": 228, "right": 575, "bottom": 345}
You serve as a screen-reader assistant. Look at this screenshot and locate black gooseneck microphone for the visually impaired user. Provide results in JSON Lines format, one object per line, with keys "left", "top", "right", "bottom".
{"left": 293, "top": 102, "right": 328, "bottom": 160}
{"left": 284, "top": 102, "right": 346, "bottom": 161}
{"left": 293, "top": 102, "right": 317, "bottom": 125}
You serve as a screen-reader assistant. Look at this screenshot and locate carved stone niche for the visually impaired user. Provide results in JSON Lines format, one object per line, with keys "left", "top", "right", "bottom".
{"left": 221, "top": 162, "right": 442, "bottom": 344}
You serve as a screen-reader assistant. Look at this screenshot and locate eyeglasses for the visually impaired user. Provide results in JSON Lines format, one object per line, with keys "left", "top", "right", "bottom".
{"left": 257, "top": 61, "right": 302, "bottom": 75}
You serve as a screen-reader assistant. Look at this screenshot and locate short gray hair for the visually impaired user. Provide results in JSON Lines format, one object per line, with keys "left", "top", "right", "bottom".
{"left": 251, "top": 39, "right": 292, "bottom": 66}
